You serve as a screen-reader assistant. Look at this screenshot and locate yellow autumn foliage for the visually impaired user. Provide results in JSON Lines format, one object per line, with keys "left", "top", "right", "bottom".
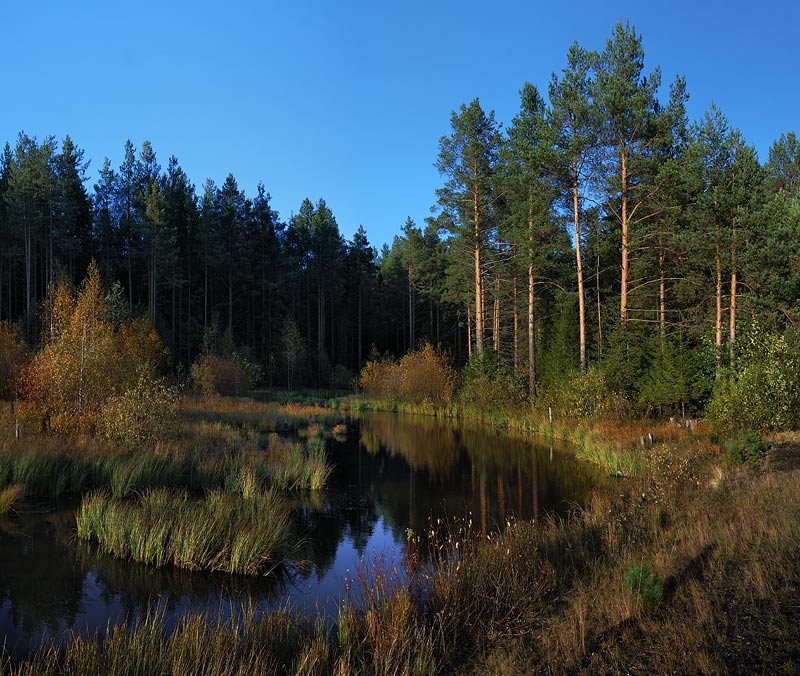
{"left": 360, "top": 344, "right": 455, "bottom": 404}
{"left": 20, "top": 262, "right": 174, "bottom": 442}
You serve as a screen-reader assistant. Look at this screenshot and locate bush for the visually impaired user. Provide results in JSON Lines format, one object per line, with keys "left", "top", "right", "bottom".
{"left": 541, "top": 366, "right": 624, "bottom": 420}
{"left": 359, "top": 357, "right": 400, "bottom": 400}
{"left": 359, "top": 344, "right": 455, "bottom": 404}
{"left": 706, "top": 327, "right": 800, "bottom": 433}
{"left": 458, "top": 350, "right": 526, "bottom": 410}
{"left": 96, "top": 377, "right": 177, "bottom": 447}
{"left": 623, "top": 561, "right": 663, "bottom": 608}
{"left": 18, "top": 264, "right": 168, "bottom": 435}
{"left": 190, "top": 326, "right": 260, "bottom": 397}
{"left": 723, "top": 430, "right": 769, "bottom": 466}
{"left": 192, "top": 354, "right": 246, "bottom": 396}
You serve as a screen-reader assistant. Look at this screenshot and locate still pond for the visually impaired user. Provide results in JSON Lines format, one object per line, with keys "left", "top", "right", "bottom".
{"left": 0, "top": 412, "right": 600, "bottom": 658}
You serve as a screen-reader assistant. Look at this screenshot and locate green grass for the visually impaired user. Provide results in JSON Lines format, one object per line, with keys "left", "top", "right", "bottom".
{"left": 264, "top": 436, "right": 333, "bottom": 491}
{"left": 76, "top": 487, "right": 294, "bottom": 575}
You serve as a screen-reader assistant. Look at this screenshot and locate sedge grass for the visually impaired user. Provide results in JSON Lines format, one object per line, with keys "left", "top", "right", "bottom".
{"left": 0, "top": 484, "right": 23, "bottom": 515}
{"left": 263, "top": 435, "right": 333, "bottom": 491}
{"left": 76, "top": 487, "right": 294, "bottom": 575}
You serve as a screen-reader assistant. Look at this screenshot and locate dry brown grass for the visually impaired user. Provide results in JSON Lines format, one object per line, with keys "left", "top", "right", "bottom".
{"left": 465, "top": 441, "right": 800, "bottom": 675}
{"left": 0, "top": 484, "right": 23, "bottom": 515}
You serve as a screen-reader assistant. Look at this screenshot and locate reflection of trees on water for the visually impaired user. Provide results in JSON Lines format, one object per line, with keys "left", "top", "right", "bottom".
{"left": 359, "top": 414, "right": 461, "bottom": 481}
{"left": 351, "top": 412, "right": 601, "bottom": 540}
{"left": 0, "top": 508, "right": 84, "bottom": 637}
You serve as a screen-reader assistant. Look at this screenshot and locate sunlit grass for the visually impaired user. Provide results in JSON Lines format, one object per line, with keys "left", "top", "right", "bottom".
{"left": 0, "top": 484, "right": 23, "bottom": 515}
{"left": 76, "top": 487, "right": 293, "bottom": 575}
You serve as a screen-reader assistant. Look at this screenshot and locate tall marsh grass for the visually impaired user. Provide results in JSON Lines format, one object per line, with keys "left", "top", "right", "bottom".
{"left": 265, "top": 435, "right": 332, "bottom": 491}
{"left": 0, "top": 484, "right": 23, "bottom": 515}
{"left": 76, "top": 487, "right": 293, "bottom": 575}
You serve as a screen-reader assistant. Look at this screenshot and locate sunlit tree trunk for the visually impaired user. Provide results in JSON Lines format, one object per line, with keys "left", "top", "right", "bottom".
{"left": 473, "top": 187, "right": 484, "bottom": 356}
{"left": 493, "top": 273, "right": 500, "bottom": 352}
{"left": 729, "top": 217, "right": 737, "bottom": 368}
{"left": 659, "top": 245, "right": 666, "bottom": 350}
{"left": 573, "top": 163, "right": 587, "bottom": 370}
{"left": 620, "top": 149, "right": 630, "bottom": 327}
{"left": 528, "top": 199, "right": 537, "bottom": 397}
{"left": 715, "top": 239, "right": 723, "bottom": 375}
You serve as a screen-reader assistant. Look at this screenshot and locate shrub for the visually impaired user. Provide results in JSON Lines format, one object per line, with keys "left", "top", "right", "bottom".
{"left": 397, "top": 344, "right": 455, "bottom": 403}
{"left": 543, "top": 366, "right": 616, "bottom": 419}
{"left": 623, "top": 562, "right": 663, "bottom": 608}
{"left": 458, "top": 350, "right": 525, "bottom": 410}
{"left": 706, "top": 327, "right": 800, "bottom": 433}
{"left": 359, "top": 357, "right": 400, "bottom": 400}
{"left": 18, "top": 263, "right": 168, "bottom": 436}
{"left": 190, "top": 328, "right": 260, "bottom": 397}
{"left": 723, "top": 430, "right": 769, "bottom": 466}
{"left": 359, "top": 344, "right": 455, "bottom": 404}
{"left": 96, "top": 377, "right": 177, "bottom": 447}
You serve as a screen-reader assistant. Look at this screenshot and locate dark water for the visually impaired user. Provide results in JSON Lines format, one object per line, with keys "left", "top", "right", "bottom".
{"left": 0, "top": 412, "right": 600, "bottom": 658}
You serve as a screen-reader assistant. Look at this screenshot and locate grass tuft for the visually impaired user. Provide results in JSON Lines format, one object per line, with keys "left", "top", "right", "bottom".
{"left": 76, "top": 487, "right": 293, "bottom": 575}
{"left": 0, "top": 484, "right": 23, "bottom": 515}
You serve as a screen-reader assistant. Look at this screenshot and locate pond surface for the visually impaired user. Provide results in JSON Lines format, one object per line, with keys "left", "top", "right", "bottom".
{"left": 0, "top": 412, "right": 600, "bottom": 658}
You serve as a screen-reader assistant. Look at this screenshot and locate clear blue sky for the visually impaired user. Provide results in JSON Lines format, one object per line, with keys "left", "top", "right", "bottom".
{"left": 2, "top": 1, "right": 797, "bottom": 249}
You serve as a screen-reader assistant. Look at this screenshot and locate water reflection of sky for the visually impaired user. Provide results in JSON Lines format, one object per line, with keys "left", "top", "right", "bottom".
{"left": 0, "top": 412, "right": 600, "bottom": 659}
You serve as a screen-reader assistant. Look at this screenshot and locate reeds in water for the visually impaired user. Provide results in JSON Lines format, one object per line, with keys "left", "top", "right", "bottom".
{"left": 76, "top": 487, "right": 293, "bottom": 575}
{"left": 265, "top": 435, "right": 332, "bottom": 491}
{"left": 0, "top": 484, "right": 23, "bottom": 515}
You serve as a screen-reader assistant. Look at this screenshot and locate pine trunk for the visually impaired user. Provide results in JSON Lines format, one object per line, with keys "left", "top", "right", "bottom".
{"left": 528, "top": 198, "right": 537, "bottom": 397}
{"left": 729, "top": 218, "right": 737, "bottom": 369}
{"left": 715, "top": 241, "right": 723, "bottom": 375}
{"left": 493, "top": 273, "right": 500, "bottom": 353}
{"left": 473, "top": 187, "right": 484, "bottom": 357}
{"left": 659, "top": 246, "right": 666, "bottom": 350}
{"left": 513, "top": 274, "right": 519, "bottom": 374}
{"left": 620, "top": 149, "right": 629, "bottom": 327}
{"left": 573, "top": 164, "right": 586, "bottom": 370}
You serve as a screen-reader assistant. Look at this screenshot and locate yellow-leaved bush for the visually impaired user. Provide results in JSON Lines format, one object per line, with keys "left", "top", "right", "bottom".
{"left": 20, "top": 262, "right": 175, "bottom": 444}
{"left": 360, "top": 344, "right": 455, "bottom": 404}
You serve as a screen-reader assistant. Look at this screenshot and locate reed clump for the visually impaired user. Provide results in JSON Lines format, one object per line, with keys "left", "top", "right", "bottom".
{"left": 76, "top": 487, "right": 293, "bottom": 575}
{"left": 0, "top": 484, "right": 23, "bottom": 515}
{"left": 265, "top": 434, "right": 332, "bottom": 491}
{"left": 1, "top": 604, "right": 325, "bottom": 676}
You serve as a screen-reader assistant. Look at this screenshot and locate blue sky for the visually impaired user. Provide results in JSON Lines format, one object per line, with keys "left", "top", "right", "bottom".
{"left": 2, "top": 1, "right": 797, "bottom": 249}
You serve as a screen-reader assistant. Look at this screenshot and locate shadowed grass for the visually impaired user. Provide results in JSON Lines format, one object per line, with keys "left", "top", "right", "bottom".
{"left": 1, "top": 604, "right": 325, "bottom": 676}
{"left": 76, "top": 487, "right": 294, "bottom": 575}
